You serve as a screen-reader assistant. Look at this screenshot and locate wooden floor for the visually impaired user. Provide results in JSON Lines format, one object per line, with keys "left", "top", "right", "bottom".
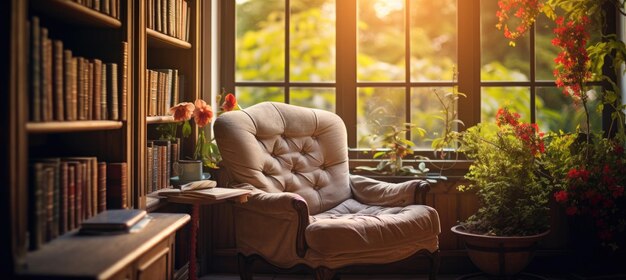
{"left": 199, "top": 273, "right": 583, "bottom": 280}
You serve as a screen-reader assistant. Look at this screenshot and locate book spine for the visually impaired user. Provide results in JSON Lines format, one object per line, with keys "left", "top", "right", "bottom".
{"left": 149, "top": 70, "right": 158, "bottom": 116}
{"left": 147, "top": 145, "right": 153, "bottom": 195}
{"left": 68, "top": 165, "right": 76, "bottom": 230}
{"left": 93, "top": 59, "right": 102, "bottom": 120}
{"left": 45, "top": 168, "right": 54, "bottom": 242}
{"left": 29, "top": 163, "right": 44, "bottom": 250}
{"left": 101, "top": 63, "right": 108, "bottom": 120}
{"left": 98, "top": 162, "right": 107, "bottom": 212}
{"left": 84, "top": 160, "right": 92, "bottom": 219}
{"left": 63, "top": 50, "right": 73, "bottom": 121}
{"left": 91, "top": 158, "right": 98, "bottom": 216}
{"left": 71, "top": 57, "right": 78, "bottom": 121}
{"left": 152, "top": 144, "right": 159, "bottom": 192}
{"left": 61, "top": 162, "right": 68, "bottom": 234}
{"left": 75, "top": 162, "right": 84, "bottom": 227}
{"left": 42, "top": 28, "right": 53, "bottom": 122}
{"left": 172, "top": 69, "right": 179, "bottom": 106}
{"left": 121, "top": 42, "right": 128, "bottom": 121}
{"left": 76, "top": 57, "right": 85, "bottom": 120}
{"left": 87, "top": 61, "right": 94, "bottom": 120}
{"left": 53, "top": 40, "right": 64, "bottom": 121}
{"left": 107, "top": 162, "right": 128, "bottom": 209}
{"left": 30, "top": 17, "right": 41, "bottom": 122}
{"left": 108, "top": 63, "right": 119, "bottom": 120}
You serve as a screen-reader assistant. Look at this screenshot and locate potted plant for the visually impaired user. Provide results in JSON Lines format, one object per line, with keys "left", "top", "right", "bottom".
{"left": 451, "top": 107, "right": 552, "bottom": 276}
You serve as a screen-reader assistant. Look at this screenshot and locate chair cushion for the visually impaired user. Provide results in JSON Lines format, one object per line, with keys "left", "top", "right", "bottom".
{"left": 306, "top": 199, "right": 440, "bottom": 255}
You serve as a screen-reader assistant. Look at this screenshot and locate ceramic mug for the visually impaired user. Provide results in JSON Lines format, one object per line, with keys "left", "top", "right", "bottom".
{"left": 176, "top": 160, "right": 203, "bottom": 182}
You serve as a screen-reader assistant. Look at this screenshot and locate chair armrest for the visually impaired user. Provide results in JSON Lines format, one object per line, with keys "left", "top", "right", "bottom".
{"left": 349, "top": 174, "right": 431, "bottom": 206}
{"left": 233, "top": 187, "right": 311, "bottom": 258}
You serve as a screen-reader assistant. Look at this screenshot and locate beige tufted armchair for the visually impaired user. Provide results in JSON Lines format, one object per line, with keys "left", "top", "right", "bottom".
{"left": 214, "top": 102, "right": 441, "bottom": 280}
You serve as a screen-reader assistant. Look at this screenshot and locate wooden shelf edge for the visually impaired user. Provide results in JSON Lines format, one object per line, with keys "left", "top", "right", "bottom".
{"left": 146, "top": 115, "right": 175, "bottom": 124}
{"left": 147, "top": 28, "right": 192, "bottom": 49}
{"left": 33, "top": 0, "right": 122, "bottom": 28}
{"left": 27, "top": 121, "right": 124, "bottom": 133}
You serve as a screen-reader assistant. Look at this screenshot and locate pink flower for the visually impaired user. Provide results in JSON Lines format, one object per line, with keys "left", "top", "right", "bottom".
{"left": 193, "top": 99, "right": 214, "bottom": 128}
{"left": 169, "top": 102, "right": 195, "bottom": 122}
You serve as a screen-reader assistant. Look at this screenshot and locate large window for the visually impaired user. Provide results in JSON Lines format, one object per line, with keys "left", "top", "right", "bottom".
{"left": 220, "top": 0, "right": 608, "bottom": 152}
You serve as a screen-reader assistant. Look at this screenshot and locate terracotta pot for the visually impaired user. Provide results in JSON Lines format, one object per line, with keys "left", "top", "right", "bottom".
{"left": 451, "top": 225, "right": 550, "bottom": 276}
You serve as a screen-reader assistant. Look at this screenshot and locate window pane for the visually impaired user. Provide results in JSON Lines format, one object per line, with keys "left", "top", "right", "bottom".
{"left": 357, "top": 0, "right": 405, "bottom": 82}
{"left": 481, "top": 87, "right": 530, "bottom": 122}
{"left": 410, "top": 87, "right": 455, "bottom": 149}
{"left": 480, "top": 0, "right": 530, "bottom": 81}
{"left": 236, "top": 0, "right": 285, "bottom": 82}
{"left": 236, "top": 87, "right": 285, "bottom": 108}
{"left": 290, "top": 87, "right": 335, "bottom": 112}
{"left": 357, "top": 87, "right": 405, "bottom": 148}
{"left": 536, "top": 87, "right": 602, "bottom": 133}
{"left": 410, "top": 0, "right": 457, "bottom": 82}
{"left": 535, "top": 14, "right": 559, "bottom": 80}
{"left": 290, "top": 0, "right": 336, "bottom": 82}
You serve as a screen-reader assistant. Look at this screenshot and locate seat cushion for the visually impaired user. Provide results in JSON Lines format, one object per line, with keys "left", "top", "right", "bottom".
{"left": 306, "top": 199, "right": 440, "bottom": 255}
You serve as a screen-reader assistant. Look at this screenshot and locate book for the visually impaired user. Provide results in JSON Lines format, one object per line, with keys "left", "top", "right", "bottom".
{"left": 53, "top": 40, "right": 64, "bottom": 121}
{"left": 30, "top": 17, "right": 41, "bottom": 122}
{"left": 70, "top": 57, "right": 78, "bottom": 120}
{"left": 154, "top": 140, "right": 171, "bottom": 189}
{"left": 149, "top": 70, "right": 158, "bottom": 116}
{"left": 101, "top": 62, "right": 108, "bottom": 120}
{"left": 120, "top": 42, "right": 128, "bottom": 121}
{"left": 63, "top": 49, "right": 74, "bottom": 121}
{"left": 77, "top": 57, "right": 85, "bottom": 120}
{"left": 79, "top": 209, "right": 147, "bottom": 233}
{"left": 97, "top": 162, "right": 107, "bottom": 213}
{"left": 40, "top": 158, "right": 61, "bottom": 240}
{"left": 107, "top": 63, "right": 118, "bottom": 120}
{"left": 60, "top": 161, "right": 69, "bottom": 233}
{"left": 156, "top": 186, "right": 251, "bottom": 203}
{"left": 147, "top": 144, "right": 153, "bottom": 195}
{"left": 107, "top": 162, "right": 127, "bottom": 209}
{"left": 42, "top": 28, "right": 53, "bottom": 122}
{"left": 29, "top": 163, "right": 45, "bottom": 250}
{"left": 93, "top": 59, "right": 102, "bottom": 120}
{"left": 87, "top": 61, "right": 94, "bottom": 120}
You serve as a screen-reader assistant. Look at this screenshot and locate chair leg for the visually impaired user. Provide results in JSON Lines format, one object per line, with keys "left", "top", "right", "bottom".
{"left": 428, "top": 250, "right": 440, "bottom": 280}
{"left": 314, "top": 266, "right": 337, "bottom": 280}
{"left": 237, "top": 253, "right": 254, "bottom": 280}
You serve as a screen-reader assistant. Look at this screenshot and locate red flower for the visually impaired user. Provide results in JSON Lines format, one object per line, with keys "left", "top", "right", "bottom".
{"left": 552, "top": 16, "right": 591, "bottom": 100}
{"left": 554, "top": 190, "right": 568, "bottom": 203}
{"left": 496, "top": 0, "right": 542, "bottom": 42}
{"left": 193, "top": 99, "right": 214, "bottom": 128}
{"left": 169, "top": 102, "right": 194, "bottom": 122}
{"left": 221, "top": 93, "right": 238, "bottom": 112}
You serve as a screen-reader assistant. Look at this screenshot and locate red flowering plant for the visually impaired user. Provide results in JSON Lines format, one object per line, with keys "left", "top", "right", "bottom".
{"left": 168, "top": 90, "right": 241, "bottom": 168}
{"left": 458, "top": 107, "right": 551, "bottom": 236}
{"left": 496, "top": 0, "right": 626, "bottom": 249}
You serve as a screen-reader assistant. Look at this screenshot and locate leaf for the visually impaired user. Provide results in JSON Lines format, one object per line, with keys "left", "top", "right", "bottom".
{"left": 182, "top": 121, "right": 192, "bottom": 138}
{"left": 373, "top": 151, "right": 386, "bottom": 159}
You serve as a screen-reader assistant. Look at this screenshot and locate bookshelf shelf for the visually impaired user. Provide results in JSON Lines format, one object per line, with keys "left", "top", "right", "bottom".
{"left": 146, "top": 115, "right": 176, "bottom": 124}
{"left": 26, "top": 121, "right": 124, "bottom": 133}
{"left": 33, "top": 0, "right": 122, "bottom": 28}
{"left": 147, "top": 28, "right": 192, "bottom": 49}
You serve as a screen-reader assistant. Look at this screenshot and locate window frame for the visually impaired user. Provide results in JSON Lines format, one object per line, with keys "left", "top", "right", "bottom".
{"left": 219, "top": 0, "right": 617, "bottom": 159}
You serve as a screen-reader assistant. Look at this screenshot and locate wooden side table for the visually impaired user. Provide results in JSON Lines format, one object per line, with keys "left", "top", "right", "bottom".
{"left": 19, "top": 213, "right": 190, "bottom": 280}
{"left": 161, "top": 187, "right": 251, "bottom": 280}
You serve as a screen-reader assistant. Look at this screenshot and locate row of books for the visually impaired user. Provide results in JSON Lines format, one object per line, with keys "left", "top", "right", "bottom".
{"left": 146, "top": 68, "right": 183, "bottom": 117}
{"left": 71, "top": 0, "right": 121, "bottom": 20}
{"left": 147, "top": 0, "right": 191, "bottom": 42}
{"left": 28, "top": 159, "right": 128, "bottom": 250}
{"left": 29, "top": 17, "right": 128, "bottom": 122}
{"left": 147, "top": 139, "right": 179, "bottom": 194}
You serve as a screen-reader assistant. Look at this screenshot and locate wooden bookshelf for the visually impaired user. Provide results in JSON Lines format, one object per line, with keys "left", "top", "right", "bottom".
{"left": 4, "top": 0, "right": 204, "bottom": 277}
{"left": 27, "top": 121, "right": 124, "bottom": 133}
{"left": 147, "top": 28, "right": 192, "bottom": 49}
{"left": 31, "top": 0, "right": 122, "bottom": 28}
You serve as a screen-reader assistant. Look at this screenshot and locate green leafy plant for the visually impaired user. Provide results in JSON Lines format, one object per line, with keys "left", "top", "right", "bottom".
{"left": 355, "top": 122, "right": 431, "bottom": 177}
{"left": 458, "top": 108, "right": 551, "bottom": 236}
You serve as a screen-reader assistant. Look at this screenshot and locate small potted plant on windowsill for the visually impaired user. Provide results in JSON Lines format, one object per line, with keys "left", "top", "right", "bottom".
{"left": 451, "top": 107, "right": 552, "bottom": 277}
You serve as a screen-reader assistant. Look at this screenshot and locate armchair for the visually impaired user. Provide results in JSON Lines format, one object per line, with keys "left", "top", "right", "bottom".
{"left": 214, "top": 102, "right": 441, "bottom": 280}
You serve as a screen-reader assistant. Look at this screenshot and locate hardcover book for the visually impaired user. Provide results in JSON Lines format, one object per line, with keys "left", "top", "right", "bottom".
{"left": 79, "top": 209, "right": 147, "bottom": 233}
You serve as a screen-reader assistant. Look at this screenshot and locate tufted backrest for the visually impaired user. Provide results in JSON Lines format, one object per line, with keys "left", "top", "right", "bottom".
{"left": 214, "top": 102, "right": 351, "bottom": 215}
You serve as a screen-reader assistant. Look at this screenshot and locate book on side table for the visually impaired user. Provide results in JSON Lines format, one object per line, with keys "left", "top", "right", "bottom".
{"left": 79, "top": 209, "right": 151, "bottom": 234}
{"left": 154, "top": 180, "right": 251, "bottom": 204}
